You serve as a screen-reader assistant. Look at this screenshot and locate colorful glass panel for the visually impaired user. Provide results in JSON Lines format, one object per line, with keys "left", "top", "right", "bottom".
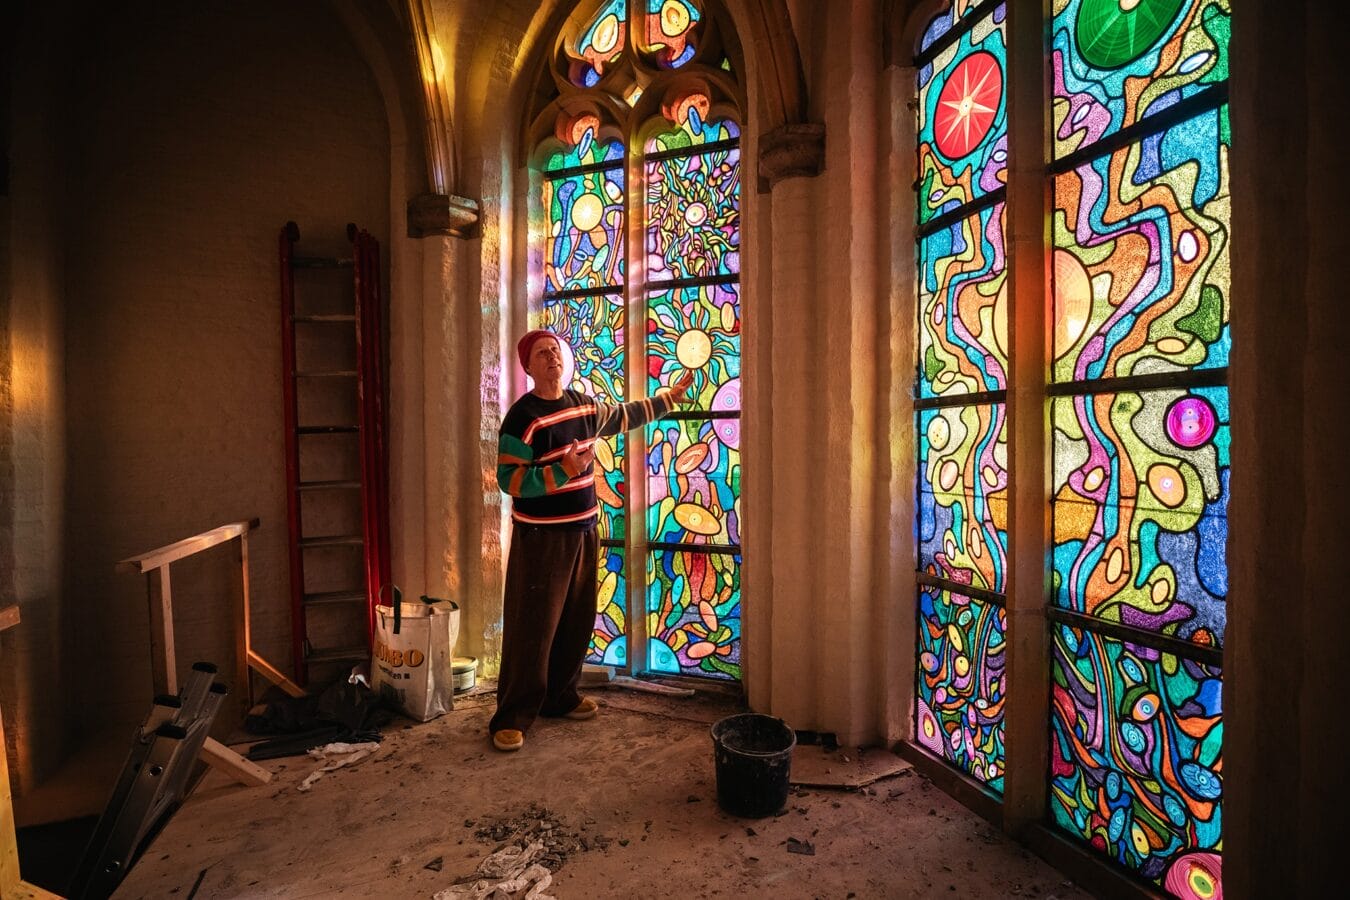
{"left": 1052, "top": 108, "right": 1230, "bottom": 384}
{"left": 595, "top": 432, "right": 626, "bottom": 540}
{"left": 1052, "top": 386, "right": 1228, "bottom": 646}
{"left": 565, "top": 0, "right": 628, "bottom": 88}
{"left": 1049, "top": 0, "right": 1229, "bottom": 891}
{"left": 918, "top": 0, "right": 988, "bottom": 53}
{"left": 642, "top": 0, "right": 701, "bottom": 68}
{"left": 918, "top": 404, "right": 1008, "bottom": 593}
{"left": 588, "top": 546, "right": 628, "bottom": 666}
{"left": 1050, "top": 624, "right": 1223, "bottom": 889}
{"left": 541, "top": 293, "right": 625, "bottom": 403}
{"left": 1052, "top": 0, "right": 1230, "bottom": 160}
{"left": 916, "top": 585, "right": 1006, "bottom": 791}
{"left": 644, "top": 144, "right": 740, "bottom": 282}
{"left": 647, "top": 282, "right": 740, "bottom": 408}
{"left": 544, "top": 132, "right": 624, "bottom": 173}
{"left": 917, "top": 6, "right": 1007, "bottom": 225}
{"left": 646, "top": 549, "right": 741, "bottom": 680}
{"left": 543, "top": 167, "right": 626, "bottom": 294}
{"left": 918, "top": 202, "right": 1008, "bottom": 398}
{"left": 646, "top": 101, "right": 740, "bottom": 154}
{"left": 647, "top": 418, "right": 740, "bottom": 545}
{"left": 539, "top": 3, "right": 744, "bottom": 685}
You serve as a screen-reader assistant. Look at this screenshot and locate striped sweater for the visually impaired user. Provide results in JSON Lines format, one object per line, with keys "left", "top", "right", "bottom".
{"left": 497, "top": 389, "right": 681, "bottom": 528}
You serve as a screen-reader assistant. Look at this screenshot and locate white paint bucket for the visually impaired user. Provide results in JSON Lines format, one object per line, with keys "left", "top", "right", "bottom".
{"left": 452, "top": 656, "right": 477, "bottom": 694}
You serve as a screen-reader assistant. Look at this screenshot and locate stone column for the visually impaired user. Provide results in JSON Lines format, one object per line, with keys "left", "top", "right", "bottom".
{"left": 1225, "top": 3, "right": 1348, "bottom": 894}
{"left": 1000, "top": 0, "right": 1051, "bottom": 834}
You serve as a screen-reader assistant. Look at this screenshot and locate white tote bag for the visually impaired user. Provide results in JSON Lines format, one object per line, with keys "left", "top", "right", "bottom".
{"left": 372, "top": 588, "right": 460, "bottom": 722}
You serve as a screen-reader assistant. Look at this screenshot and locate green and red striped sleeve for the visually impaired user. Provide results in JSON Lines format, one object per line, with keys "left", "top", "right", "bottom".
{"left": 496, "top": 432, "right": 572, "bottom": 498}
{"left": 593, "top": 390, "right": 681, "bottom": 438}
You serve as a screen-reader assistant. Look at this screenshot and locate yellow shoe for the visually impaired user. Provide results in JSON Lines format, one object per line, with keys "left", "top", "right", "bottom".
{"left": 564, "top": 697, "right": 598, "bottom": 720}
{"left": 492, "top": 729, "right": 524, "bottom": 751}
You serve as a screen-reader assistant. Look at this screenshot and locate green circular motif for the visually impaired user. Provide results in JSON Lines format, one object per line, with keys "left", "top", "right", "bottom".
{"left": 1074, "top": 0, "right": 1187, "bottom": 70}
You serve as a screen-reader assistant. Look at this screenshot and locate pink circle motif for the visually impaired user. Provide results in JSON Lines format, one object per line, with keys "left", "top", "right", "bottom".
{"left": 1163, "top": 851, "right": 1222, "bottom": 900}
{"left": 1165, "top": 396, "right": 1217, "bottom": 450}
{"left": 916, "top": 700, "right": 945, "bottom": 756}
{"left": 711, "top": 378, "right": 740, "bottom": 449}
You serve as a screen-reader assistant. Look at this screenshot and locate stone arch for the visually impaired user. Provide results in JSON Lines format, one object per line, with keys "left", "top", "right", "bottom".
{"left": 883, "top": 0, "right": 955, "bottom": 69}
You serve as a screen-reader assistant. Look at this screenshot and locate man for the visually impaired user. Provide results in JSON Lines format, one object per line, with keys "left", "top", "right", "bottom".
{"left": 490, "top": 329, "right": 694, "bottom": 751}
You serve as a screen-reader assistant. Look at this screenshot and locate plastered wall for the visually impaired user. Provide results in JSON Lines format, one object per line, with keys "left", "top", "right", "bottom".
{"left": 0, "top": 6, "right": 72, "bottom": 794}
{"left": 3, "top": 0, "right": 392, "bottom": 755}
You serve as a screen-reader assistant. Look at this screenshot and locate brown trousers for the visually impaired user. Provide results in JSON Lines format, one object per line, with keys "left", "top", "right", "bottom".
{"left": 489, "top": 524, "right": 598, "bottom": 734}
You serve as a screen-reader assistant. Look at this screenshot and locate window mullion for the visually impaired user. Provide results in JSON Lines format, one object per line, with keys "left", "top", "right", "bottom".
{"left": 625, "top": 139, "right": 649, "bottom": 678}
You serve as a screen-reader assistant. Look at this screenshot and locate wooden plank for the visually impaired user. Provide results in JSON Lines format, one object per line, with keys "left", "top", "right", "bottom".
{"left": 116, "top": 518, "right": 260, "bottom": 574}
{"left": 147, "top": 568, "right": 177, "bottom": 696}
{"left": 247, "top": 650, "right": 306, "bottom": 699}
{"left": 200, "top": 737, "right": 272, "bottom": 787}
{"left": 0, "top": 699, "right": 20, "bottom": 892}
{"left": 6, "top": 881, "right": 63, "bottom": 899}
{"left": 1, "top": 623, "right": 63, "bottom": 899}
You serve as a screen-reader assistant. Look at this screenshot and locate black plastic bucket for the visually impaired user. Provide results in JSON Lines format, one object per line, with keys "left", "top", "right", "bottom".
{"left": 710, "top": 713, "right": 796, "bottom": 817}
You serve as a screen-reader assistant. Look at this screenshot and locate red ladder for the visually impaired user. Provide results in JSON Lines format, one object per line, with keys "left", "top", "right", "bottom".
{"left": 279, "top": 222, "right": 391, "bottom": 685}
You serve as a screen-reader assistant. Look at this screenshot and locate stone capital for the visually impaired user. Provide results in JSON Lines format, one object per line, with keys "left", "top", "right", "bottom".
{"left": 407, "top": 193, "right": 480, "bottom": 239}
{"left": 757, "top": 123, "right": 825, "bottom": 191}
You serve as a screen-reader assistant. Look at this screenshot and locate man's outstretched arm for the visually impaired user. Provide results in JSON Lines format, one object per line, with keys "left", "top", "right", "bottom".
{"left": 594, "top": 370, "right": 696, "bottom": 437}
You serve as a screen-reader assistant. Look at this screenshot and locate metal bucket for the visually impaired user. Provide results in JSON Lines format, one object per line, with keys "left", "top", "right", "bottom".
{"left": 452, "top": 656, "right": 477, "bottom": 694}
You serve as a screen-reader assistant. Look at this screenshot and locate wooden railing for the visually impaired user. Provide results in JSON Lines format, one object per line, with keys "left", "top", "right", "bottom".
{"left": 117, "top": 519, "right": 303, "bottom": 787}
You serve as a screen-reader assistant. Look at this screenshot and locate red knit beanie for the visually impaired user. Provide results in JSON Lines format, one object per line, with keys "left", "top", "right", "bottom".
{"left": 516, "top": 329, "right": 559, "bottom": 371}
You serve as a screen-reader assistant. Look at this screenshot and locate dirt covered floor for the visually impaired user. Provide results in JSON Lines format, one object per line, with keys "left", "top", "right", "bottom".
{"left": 114, "top": 685, "right": 1090, "bottom": 899}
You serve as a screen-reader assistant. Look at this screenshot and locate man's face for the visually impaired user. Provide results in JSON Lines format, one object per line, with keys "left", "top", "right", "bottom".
{"left": 526, "top": 335, "right": 564, "bottom": 385}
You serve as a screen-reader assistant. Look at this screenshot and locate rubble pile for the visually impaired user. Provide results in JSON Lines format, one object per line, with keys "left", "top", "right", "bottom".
{"left": 468, "top": 802, "right": 611, "bottom": 872}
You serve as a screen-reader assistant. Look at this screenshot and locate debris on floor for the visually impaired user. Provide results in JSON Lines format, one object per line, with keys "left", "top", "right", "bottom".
{"left": 578, "top": 664, "right": 614, "bottom": 686}
{"left": 434, "top": 842, "right": 554, "bottom": 900}
{"left": 789, "top": 743, "right": 913, "bottom": 789}
{"left": 604, "top": 675, "right": 695, "bottom": 697}
{"left": 296, "top": 741, "right": 382, "bottom": 792}
{"left": 113, "top": 690, "right": 1093, "bottom": 899}
{"left": 470, "top": 802, "right": 605, "bottom": 869}
{"left": 435, "top": 802, "right": 615, "bottom": 898}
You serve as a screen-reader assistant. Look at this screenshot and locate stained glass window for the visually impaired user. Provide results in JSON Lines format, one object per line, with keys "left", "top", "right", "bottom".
{"left": 645, "top": 94, "right": 741, "bottom": 680}
{"left": 647, "top": 549, "right": 741, "bottom": 679}
{"left": 639, "top": 0, "right": 702, "bottom": 69}
{"left": 1050, "top": 625, "right": 1222, "bottom": 888}
{"left": 1047, "top": 1, "right": 1228, "bottom": 891}
{"left": 540, "top": 112, "right": 630, "bottom": 666}
{"left": 919, "top": 0, "right": 990, "bottom": 54}
{"left": 534, "top": 3, "right": 742, "bottom": 680}
{"left": 1052, "top": 110, "right": 1231, "bottom": 384}
{"left": 917, "top": 584, "right": 1006, "bottom": 790}
{"left": 592, "top": 547, "right": 628, "bottom": 666}
{"left": 564, "top": 0, "right": 628, "bottom": 88}
{"left": 917, "top": 5, "right": 1007, "bottom": 225}
{"left": 913, "top": 1, "right": 1008, "bottom": 793}
{"left": 1052, "top": 0, "right": 1230, "bottom": 160}
{"left": 918, "top": 203, "right": 1008, "bottom": 398}
{"left": 918, "top": 404, "right": 1008, "bottom": 594}
{"left": 1051, "top": 387, "right": 1228, "bottom": 645}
